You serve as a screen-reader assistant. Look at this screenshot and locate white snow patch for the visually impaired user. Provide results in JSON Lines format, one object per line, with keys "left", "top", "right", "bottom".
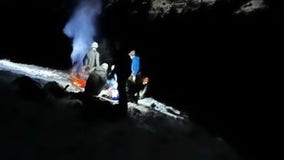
{"left": 0, "top": 59, "right": 82, "bottom": 92}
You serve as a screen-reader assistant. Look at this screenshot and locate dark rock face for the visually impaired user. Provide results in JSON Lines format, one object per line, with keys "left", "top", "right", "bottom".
{"left": 102, "top": 0, "right": 270, "bottom": 19}
{"left": 0, "top": 71, "right": 244, "bottom": 160}
{"left": 99, "top": 1, "right": 280, "bottom": 160}
{"left": 0, "top": 1, "right": 280, "bottom": 160}
{"left": 11, "top": 76, "right": 46, "bottom": 101}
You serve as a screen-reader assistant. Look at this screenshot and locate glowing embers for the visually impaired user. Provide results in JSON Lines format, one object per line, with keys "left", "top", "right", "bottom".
{"left": 69, "top": 75, "right": 86, "bottom": 88}
{"left": 69, "top": 65, "right": 89, "bottom": 88}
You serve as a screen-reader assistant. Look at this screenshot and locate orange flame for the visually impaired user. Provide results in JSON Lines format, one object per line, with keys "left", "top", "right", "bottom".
{"left": 70, "top": 75, "right": 86, "bottom": 88}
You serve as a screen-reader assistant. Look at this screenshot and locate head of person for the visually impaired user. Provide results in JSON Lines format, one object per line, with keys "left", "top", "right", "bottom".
{"left": 141, "top": 76, "right": 149, "bottom": 85}
{"left": 101, "top": 63, "right": 109, "bottom": 72}
{"left": 91, "top": 42, "right": 98, "bottom": 49}
{"left": 128, "top": 50, "right": 135, "bottom": 59}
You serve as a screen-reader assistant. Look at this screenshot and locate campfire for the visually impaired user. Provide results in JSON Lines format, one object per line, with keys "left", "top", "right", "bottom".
{"left": 70, "top": 75, "right": 86, "bottom": 88}
{"left": 69, "top": 67, "right": 88, "bottom": 88}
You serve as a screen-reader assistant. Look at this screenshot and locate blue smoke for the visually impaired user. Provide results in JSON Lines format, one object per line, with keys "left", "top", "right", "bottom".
{"left": 63, "top": 0, "right": 102, "bottom": 70}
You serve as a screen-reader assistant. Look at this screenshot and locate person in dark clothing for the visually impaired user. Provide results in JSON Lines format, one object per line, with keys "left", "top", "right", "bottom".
{"left": 84, "top": 63, "right": 108, "bottom": 96}
{"left": 136, "top": 74, "right": 149, "bottom": 100}
{"left": 127, "top": 72, "right": 150, "bottom": 103}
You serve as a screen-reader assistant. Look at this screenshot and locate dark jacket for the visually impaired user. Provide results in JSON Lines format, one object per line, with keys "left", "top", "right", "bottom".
{"left": 83, "top": 48, "right": 100, "bottom": 69}
{"left": 84, "top": 65, "right": 107, "bottom": 96}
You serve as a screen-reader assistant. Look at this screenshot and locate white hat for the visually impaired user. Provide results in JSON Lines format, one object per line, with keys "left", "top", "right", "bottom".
{"left": 128, "top": 50, "right": 135, "bottom": 56}
{"left": 101, "top": 63, "right": 108, "bottom": 71}
{"left": 91, "top": 42, "right": 98, "bottom": 48}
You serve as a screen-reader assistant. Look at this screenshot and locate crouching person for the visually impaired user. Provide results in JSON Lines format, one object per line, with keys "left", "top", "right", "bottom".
{"left": 136, "top": 75, "right": 149, "bottom": 100}
{"left": 84, "top": 63, "right": 108, "bottom": 96}
{"left": 126, "top": 73, "right": 150, "bottom": 103}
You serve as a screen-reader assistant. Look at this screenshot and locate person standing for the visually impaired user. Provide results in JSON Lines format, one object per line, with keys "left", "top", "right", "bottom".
{"left": 83, "top": 41, "right": 101, "bottom": 73}
{"left": 126, "top": 50, "right": 140, "bottom": 103}
{"left": 128, "top": 50, "right": 140, "bottom": 82}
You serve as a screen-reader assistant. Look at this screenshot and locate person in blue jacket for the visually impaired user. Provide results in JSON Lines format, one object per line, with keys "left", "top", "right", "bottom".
{"left": 126, "top": 50, "right": 141, "bottom": 103}
{"left": 128, "top": 50, "right": 140, "bottom": 82}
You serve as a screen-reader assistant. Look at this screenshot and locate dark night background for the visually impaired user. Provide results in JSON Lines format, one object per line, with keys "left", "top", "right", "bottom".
{"left": 0, "top": 0, "right": 282, "bottom": 159}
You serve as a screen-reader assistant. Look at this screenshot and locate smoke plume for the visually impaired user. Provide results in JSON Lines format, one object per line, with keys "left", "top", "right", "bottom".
{"left": 63, "top": 0, "right": 102, "bottom": 71}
